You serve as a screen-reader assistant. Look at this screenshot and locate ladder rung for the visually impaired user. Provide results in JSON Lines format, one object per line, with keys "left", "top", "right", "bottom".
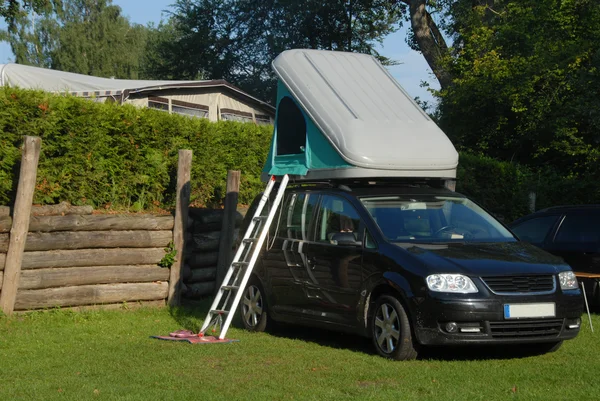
{"left": 210, "top": 310, "right": 230, "bottom": 315}
{"left": 242, "top": 238, "right": 257, "bottom": 245}
{"left": 253, "top": 216, "right": 267, "bottom": 222}
{"left": 232, "top": 262, "right": 248, "bottom": 268}
{"left": 221, "top": 285, "right": 239, "bottom": 291}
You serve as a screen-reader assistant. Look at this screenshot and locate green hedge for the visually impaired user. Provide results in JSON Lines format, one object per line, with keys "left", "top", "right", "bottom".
{"left": 1, "top": 88, "right": 597, "bottom": 218}
{"left": 0, "top": 87, "right": 272, "bottom": 209}
{"left": 456, "top": 153, "right": 600, "bottom": 222}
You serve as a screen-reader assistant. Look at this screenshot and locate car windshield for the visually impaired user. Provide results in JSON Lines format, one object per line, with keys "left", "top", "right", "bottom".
{"left": 360, "top": 195, "right": 516, "bottom": 243}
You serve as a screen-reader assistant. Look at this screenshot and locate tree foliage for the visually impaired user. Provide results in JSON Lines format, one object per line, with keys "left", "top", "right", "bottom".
{"left": 437, "top": 0, "right": 600, "bottom": 175}
{"left": 0, "top": 0, "right": 62, "bottom": 32}
{"left": 1, "top": 0, "right": 148, "bottom": 79}
{"left": 142, "top": 0, "right": 237, "bottom": 82}
{"left": 143, "top": 0, "right": 405, "bottom": 101}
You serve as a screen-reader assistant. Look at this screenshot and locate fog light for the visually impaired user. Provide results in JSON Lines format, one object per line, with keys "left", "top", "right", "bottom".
{"left": 460, "top": 327, "right": 481, "bottom": 333}
{"left": 445, "top": 322, "right": 458, "bottom": 333}
{"left": 568, "top": 318, "right": 581, "bottom": 329}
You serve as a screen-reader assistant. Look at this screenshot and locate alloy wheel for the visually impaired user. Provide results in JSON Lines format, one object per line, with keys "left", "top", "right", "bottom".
{"left": 374, "top": 302, "right": 400, "bottom": 354}
{"left": 242, "top": 285, "right": 264, "bottom": 328}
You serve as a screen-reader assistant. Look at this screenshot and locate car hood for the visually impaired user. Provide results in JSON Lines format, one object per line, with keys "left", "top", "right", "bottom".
{"left": 393, "top": 241, "right": 568, "bottom": 276}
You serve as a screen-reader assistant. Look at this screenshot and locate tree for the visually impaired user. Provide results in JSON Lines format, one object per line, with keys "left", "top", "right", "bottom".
{"left": 142, "top": 0, "right": 237, "bottom": 82}
{"left": 143, "top": 0, "right": 405, "bottom": 102}
{"left": 395, "top": 0, "right": 453, "bottom": 90}
{"left": 0, "top": 0, "right": 62, "bottom": 33}
{"left": 436, "top": 0, "right": 600, "bottom": 174}
{"left": 2, "top": 0, "right": 148, "bottom": 79}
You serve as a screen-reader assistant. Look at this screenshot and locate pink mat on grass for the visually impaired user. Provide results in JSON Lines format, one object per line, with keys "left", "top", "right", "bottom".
{"left": 151, "top": 330, "right": 238, "bottom": 344}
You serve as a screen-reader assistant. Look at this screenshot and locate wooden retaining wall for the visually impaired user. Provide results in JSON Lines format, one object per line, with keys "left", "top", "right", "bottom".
{"left": 0, "top": 212, "right": 174, "bottom": 311}
{"left": 0, "top": 206, "right": 250, "bottom": 310}
{"left": 0, "top": 137, "right": 193, "bottom": 314}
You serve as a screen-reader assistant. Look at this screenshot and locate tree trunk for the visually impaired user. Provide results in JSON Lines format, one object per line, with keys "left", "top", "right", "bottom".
{"left": 404, "top": 0, "right": 452, "bottom": 89}
{"left": 14, "top": 282, "right": 169, "bottom": 310}
{"left": 20, "top": 248, "right": 166, "bottom": 269}
{"left": 0, "top": 230, "right": 172, "bottom": 252}
{"left": 19, "top": 265, "right": 170, "bottom": 290}
{"left": 27, "top": 214, "right": 174, "bottom": 233}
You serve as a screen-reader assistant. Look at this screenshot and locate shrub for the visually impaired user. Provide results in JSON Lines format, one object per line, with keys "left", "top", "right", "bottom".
{"left": 0, "top": 87, "right": 272, "bottom": 209}
{"left": 456, "top": 153, "right": 600, "bottom": 222}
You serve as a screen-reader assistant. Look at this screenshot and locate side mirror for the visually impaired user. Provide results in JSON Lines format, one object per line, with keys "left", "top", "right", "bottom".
{"left": 331, "top": 232, "right": 361, "bottom": 247}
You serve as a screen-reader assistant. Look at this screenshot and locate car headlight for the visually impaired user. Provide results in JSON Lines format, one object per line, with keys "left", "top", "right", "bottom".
{"left": 558, "top": 271, "right": 578, "bottom": 290}
{"left": 426, "top": 274, "right": 478, "bottom": 293}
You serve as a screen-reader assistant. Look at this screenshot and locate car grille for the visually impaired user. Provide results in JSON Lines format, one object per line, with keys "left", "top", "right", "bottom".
{"left": 482, "top": 275, "right": 555, "bottom": 294}
{"left": 489, "top": 319, "right": 563, "bottom": 338}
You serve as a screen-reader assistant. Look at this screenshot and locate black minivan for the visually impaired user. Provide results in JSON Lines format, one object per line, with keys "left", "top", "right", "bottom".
{"left": 239, "top": 182, "right": 583, "bottom": 360}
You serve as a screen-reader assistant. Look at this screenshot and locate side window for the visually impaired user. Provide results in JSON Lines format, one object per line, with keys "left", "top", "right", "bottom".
{"left": 315, "top": 195, "right": 363, "bottom": 243}
{"left": 277, "top": 193, "right": 317, "bottom": 240}
{"left": 554, "top": 213, "right": 600, "bottom": 245}
{"left": 511, "top": 215, "right": 559, "bottom": 244}
{"left": 365, "top": 230, "right": 377, "bottom": 249}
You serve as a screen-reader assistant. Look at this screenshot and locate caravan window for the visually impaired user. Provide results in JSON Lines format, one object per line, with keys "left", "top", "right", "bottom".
{"left": 221, "top": 108, "right": 254, "bottom": 123}
{"left": 148, "top": 96, "right": 169, "bottom": 112}
{"left": 255, "top": 114, "right": 272, "bottom": 126}
{"left": 276, "top": 96, "right": 306, "bottom": 155}
{"left": 172, "top": 99, "right": 209, "bottom": 119}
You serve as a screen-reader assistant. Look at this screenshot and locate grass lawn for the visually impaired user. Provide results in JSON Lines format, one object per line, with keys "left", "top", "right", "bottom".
{"left": 0, "top": 301, "right": 598, "bottom": 400}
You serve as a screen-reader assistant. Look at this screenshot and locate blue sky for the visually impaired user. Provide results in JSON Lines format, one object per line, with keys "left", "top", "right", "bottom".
{"left": 0, "top": 0, "right": 438, "bottom": 104}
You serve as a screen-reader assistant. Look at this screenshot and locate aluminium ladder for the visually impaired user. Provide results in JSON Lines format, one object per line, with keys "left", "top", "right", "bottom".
{"left": 199, "top": 174, "right": 290, "bottom": 339}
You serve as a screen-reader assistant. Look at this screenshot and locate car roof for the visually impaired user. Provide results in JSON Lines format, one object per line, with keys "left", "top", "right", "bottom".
{"left": 537, "top": 205, "right": 600, "bottom": 213}
{"left": 510, "top": 204, "right": 600, "bottom": 226}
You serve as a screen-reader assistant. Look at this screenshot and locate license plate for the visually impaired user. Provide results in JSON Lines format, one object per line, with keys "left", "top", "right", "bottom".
{"left": 504, "top": 303, "right": 555, "bottom": 319}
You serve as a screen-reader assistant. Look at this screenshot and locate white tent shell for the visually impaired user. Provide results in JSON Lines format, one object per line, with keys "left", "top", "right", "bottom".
{"left": 270, "top": 49, "right": 458, "bottom": 179}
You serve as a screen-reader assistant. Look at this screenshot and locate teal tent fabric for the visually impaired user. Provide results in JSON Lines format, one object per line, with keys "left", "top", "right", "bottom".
{"left": 263, "top": 81, "right": 352, "bottom": 177}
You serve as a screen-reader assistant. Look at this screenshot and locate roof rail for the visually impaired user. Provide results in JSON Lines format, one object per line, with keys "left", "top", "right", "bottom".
{"left": 283, "top": 176, "right": 451, "bottom": 189}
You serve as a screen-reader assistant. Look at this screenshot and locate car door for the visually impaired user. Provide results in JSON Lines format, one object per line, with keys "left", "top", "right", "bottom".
{"left": 301, "top": 194, "right": 364, "bottom": 326}
{"left": 264, "top": 191, "right": 319, "bottom": 315}
{"left": 547, "top": 211, "right": 600, "bottom": 274}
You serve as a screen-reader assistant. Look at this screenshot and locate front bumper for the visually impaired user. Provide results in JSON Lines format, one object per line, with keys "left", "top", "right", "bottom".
{"left": 412, "top": 291, "right": 583, "bottom": 346}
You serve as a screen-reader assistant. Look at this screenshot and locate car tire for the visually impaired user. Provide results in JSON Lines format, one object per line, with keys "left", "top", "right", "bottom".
{"left": 239, "top": 276, "right": 269, "bottom": 332}
{"left": 371, "top": 295, "right": 419, "bottom": 360}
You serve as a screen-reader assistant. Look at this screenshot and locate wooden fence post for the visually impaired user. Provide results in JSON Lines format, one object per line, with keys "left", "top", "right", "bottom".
{"left": 168, "top": 150, "right": 192, "bottom": 307}
{"left": 0, "top": 136, "right": 41, "bottom": 315}
{"left": 215, "top": 170, "right": 240, "bottom": 293}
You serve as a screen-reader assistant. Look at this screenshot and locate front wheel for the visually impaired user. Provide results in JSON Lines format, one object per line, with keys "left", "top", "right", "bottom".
{"left": 371, "top": 295, "right": 419, "bottom": 360}
{"left": 239, "top": 277, "right": 270, "bottom": 332}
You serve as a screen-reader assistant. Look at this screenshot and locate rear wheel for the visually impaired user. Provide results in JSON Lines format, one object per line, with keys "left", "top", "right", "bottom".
{"left": 371, "top": 295, "right": 419, "bottom": 360}
{"left": 239, "top": 277, "right": 269, "bottom": 332}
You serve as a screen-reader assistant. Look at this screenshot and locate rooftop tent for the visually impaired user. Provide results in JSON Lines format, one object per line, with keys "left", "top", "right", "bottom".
{"left": 263, "top": 49, "right": 459, "bottom": 181}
